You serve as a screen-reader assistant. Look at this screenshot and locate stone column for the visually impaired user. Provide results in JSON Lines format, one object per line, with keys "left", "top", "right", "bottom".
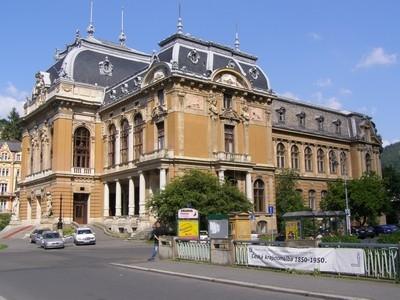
{"left": 160, "top": 168, "right": 167, "bottom": 191}
{"left": 103, "top": 182, "right": 109, "bottom": 217}
{"left": 139, "top": 172, "right": 146, "bottom": 216}
{"left": 246, "top": 172, "right": 253, "bottom": 203}
{"left": 218, "top": 170, "right": 225, "bottom": 184}
{"left": 128, "top": 177, "right": 135, "bottom": 216}
{"left": 115, "top": 130, "right": 121, "bottom": 165}
{"left": 128, "top": 126, "right": 134, "bottom": 162}
{"left": 115, "top": 180, "right": 121, "bottom": 216}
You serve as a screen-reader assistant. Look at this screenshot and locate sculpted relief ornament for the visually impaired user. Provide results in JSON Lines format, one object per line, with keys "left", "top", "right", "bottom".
{"left": 43, "top": 192, "right": 53, "bottom": 218}
{"left": 151, "top": 104, "right": 167, "bottom": 122}
{"left": 241, "top": 103, "right": 250, "bottom": 123}
{"left": 11, "top": 196, "right": 20, "bottom": 220}
{"left": 207, "top": 95, "right": 218, "bottom": 119}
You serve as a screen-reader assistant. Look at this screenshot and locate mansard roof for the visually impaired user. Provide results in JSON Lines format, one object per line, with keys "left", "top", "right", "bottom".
{"left": 46, "top": 36, "right": 151, "bottom": 88}
{"left": 103, "top": 33, "right": 271, "bottom": 105}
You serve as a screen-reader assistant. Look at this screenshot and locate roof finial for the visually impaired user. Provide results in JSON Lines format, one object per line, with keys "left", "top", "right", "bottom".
{"left": 119, "top": 7, "right": 127, "bottom": 46}
{"left": 87, "top": 0, "right": 95, "bottom": 37}
{"left": 234, "top": 24, "right": 240, "bottom": 51}
{"left": 177, "top": 3, "right": 183, "bottom": 34}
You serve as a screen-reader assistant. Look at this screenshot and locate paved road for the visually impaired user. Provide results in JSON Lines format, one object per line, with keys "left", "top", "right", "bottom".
{"left": 0, "top": 234, "right": 318, "bottom": 300}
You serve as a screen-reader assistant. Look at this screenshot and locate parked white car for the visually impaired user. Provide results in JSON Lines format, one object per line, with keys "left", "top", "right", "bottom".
{"left": 73, "top": 227, "right": 96, "bottom": 245}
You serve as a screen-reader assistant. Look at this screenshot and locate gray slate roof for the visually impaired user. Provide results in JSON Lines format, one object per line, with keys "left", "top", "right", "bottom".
{"left": 0, "top": 140, "right": 21, "bottom": 152}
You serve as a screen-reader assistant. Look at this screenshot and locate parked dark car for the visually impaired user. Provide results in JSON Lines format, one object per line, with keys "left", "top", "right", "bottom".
{"left": 374, "top": 225, "right": 393, "bottom": 235}
{"left": 357, "top": 226, "right": 375, "bottom": 239}
{"left": 29, "top": 228, "right": 51, "bottom": 244}
{"left": 386, "top": 224, "right": 399, "bottom": 233}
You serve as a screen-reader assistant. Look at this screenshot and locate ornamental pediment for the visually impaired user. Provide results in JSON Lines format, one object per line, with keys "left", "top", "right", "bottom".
{"left": 219, "top": 108, "right": 241, "bottom": 122}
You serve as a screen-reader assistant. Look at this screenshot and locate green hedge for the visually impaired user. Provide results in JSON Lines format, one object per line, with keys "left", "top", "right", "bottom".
{"left": 321, "top": 235, "right": 360, "bottom": 243}
{"left": 0, "top": 213, "right": 11, "bottom": 231}
{"left": 377, "top": 232, "right": 400, "bottom": 244}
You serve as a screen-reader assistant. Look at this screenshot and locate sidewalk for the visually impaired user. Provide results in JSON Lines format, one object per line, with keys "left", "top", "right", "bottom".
{"left": 112, "top": 259, "right": 399, "bottom": 300}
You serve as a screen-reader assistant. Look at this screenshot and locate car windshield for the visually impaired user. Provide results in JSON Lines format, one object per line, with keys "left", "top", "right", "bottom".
{"left": 43, "top": 232, "right": 60, "bottom": 239}
{"left": 77, "top": 229, "right": 92, "bottom": 234}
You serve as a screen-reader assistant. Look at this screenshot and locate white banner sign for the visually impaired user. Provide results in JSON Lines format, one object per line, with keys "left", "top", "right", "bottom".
{"left": 248, "top": 245, "right": 365, "bottom": 275}
{"left": 178, "top": 208, "right": 198, "bottom": 219}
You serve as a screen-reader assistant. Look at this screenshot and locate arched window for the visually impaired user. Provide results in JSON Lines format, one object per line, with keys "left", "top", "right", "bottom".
{"left": 291, "top": 145, "right": 300, "bottom": 170}
{"left": 277, "top": 143, "right": 285, "bottom": 168}
{"left": 108, "top": 124, "right": 116, "bottom": 166}
{"left": 340, "top": 152, "right": 347, "bottom": 175}
{"left": 120, "top": 119, "right": 129, "bottom": 164}
{"left": 73, "top": 127, "right": 90, "bottom": 168}
{"left": 366, "top": 153, "right": 372, "bottom": 173}
{"left": 329, "top": 150, "right": 337, "bottom": 174}
{"left": 253, "top": 179, "right": 265, "bottom": 212}
{"left": 317, "top": 149, "right": 325, "bottom": 173}
{"left": 134, "top": 114, "right": 144, "bottom": 160}
{"left": 308, "top": 190, "right": 316, "bottom": 210}
{"left": 304, "top": 147, "right": 313, "bottom": 172}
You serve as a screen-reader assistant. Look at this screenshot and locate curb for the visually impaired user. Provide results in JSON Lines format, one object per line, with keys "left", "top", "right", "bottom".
{"left": 110, "top": 263, "right": 370, "bottom": 300}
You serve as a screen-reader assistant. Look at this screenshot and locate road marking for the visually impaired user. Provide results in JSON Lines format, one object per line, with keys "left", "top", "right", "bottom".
{"left": 110, "top": 263, "right": 371, "bottom": 300}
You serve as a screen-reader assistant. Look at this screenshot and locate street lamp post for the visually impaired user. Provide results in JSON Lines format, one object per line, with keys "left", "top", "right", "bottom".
{"left": 57, "top": 193, "right": 63, "bottom": 230}
{"left": 344, "top": 176, "right": 351, "bottom": 235}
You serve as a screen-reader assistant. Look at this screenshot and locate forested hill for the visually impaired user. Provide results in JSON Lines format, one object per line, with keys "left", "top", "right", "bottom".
{"left": 382, "top": 142, "right": 400, "bottom": 171}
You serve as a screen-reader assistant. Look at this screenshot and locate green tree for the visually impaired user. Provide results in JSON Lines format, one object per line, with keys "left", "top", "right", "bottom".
{"left": 1, "top": 108, "right": 22, "bottom": 141}
{"left": 350, "top": 173, "right": 389, "bottom": 225}
{"left": 320, "top": 180, "right": 346, "bottom": 211}
{"left": 147, "top": 169, "right": 251, "bottom": 230}
{"left": 383, "top": 166, "right": 400, "bottom": 223}
{"left": 322, "top": 173, "right": 389, "bottom": 226}
{"left": 275, "top": 169, "right": 306, "bottom": 231}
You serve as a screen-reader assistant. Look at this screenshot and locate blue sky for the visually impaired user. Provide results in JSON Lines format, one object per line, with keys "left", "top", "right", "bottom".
{"left": 0, "top": 0, "right": 398, "bottom": 146}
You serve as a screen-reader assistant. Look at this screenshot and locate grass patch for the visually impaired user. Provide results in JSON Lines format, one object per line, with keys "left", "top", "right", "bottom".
{"left": 62, "top": 225, "right": 75, "bottom": 236}
{"left": 321, "top": 235, "right": 360, "bottom": 243}
{"left": 377, "top": 231, "right": 400, "bottom": 244}
{"left": 0, "top": 244, "right": 8, "bottom": 251}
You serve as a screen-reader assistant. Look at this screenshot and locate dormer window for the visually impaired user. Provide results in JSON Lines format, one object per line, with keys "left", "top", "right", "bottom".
{"left": 297, "top": 112, "right": 306, "bottom": 128}
{"left": 223, "top": 93, "right": 232, "bottom": 109}
{"left": 316, "top": 116, "right": 324, "bottom": 131}
{"left": 333, "top": 119, "right": 342, "bottom": 134}
{"left": 276, "top": 107, "right": 286, "bottom": 124}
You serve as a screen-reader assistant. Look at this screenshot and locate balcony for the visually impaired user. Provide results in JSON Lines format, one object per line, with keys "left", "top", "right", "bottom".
{"left": 71, "top": 167, "right": 95, "bottom": 175}
{"left": 139, "top": 149, "right": 174, "bottom": 162}
{"left": 213, "top": 151, "right": 251, "bottom": 163}
{"left": 24, "top": 169, "right": 53, "bottom": 183}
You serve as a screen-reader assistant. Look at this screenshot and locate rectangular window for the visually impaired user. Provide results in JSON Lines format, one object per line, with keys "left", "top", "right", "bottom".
{"left": 223, "top": 93, "right": 232, "bottom": 109}
{"left": 224, "top": 125, "right": 234, "bottom": 153}
{"left": 157, "top": 122, "right": 165, "bottom": 150}
{"left": 0, "top": 183, "right": 7, "bottom": 193}
{"left": 157, "top": 89, "right": 165, "bottom": 106}
{"left": 16, "top": 154, "right": 21, "bottom": 161}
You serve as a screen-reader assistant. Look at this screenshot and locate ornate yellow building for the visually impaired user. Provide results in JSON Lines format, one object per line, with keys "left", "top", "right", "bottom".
{"left": 17, "top": 18, "right": 381, "bottom": 235}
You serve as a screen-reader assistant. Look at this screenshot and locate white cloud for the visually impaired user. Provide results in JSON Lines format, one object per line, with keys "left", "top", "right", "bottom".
{"left": 311, "top": 92, "right": 343, "bottom": 110}
{"left": 382, "top": 139, "right": 400, "bottom": 147}
{"left": 308, "top": 32, "right": 322, "bottom": 40}
{"left": 0, "top": 83, "right": 27, "bottom": 118}
{"left": 325, "top": 97, "right": 342, "bottom": 110}
{"left": 281, "top": 91, "right": 299, "bottom": 100}
{"left": 339, "top": 88, "right": 352, "bottom": 96}
{"left": 315, "top": 78, "right": 332, "bottom": 87}
{"left": 356, "top": 47, "right": 397, "bottom": 69}
{"left": 357, "top": 106, "right": 377, "bottom": 117}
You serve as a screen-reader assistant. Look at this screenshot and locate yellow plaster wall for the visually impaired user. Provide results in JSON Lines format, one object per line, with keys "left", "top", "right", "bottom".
{"left": 249, "top": 125, "right": 268, "bottom": 164}
{"left": 184, "top": 114, "right": 208, "bottom": 158}
{"left": 52, "top": 118, "right": 72, "bottom": 172}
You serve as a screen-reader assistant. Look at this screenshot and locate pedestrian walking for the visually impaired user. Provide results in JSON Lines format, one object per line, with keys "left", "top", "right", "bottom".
{"left": 148, "top": 221, "right": 163, "bottom": 261}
